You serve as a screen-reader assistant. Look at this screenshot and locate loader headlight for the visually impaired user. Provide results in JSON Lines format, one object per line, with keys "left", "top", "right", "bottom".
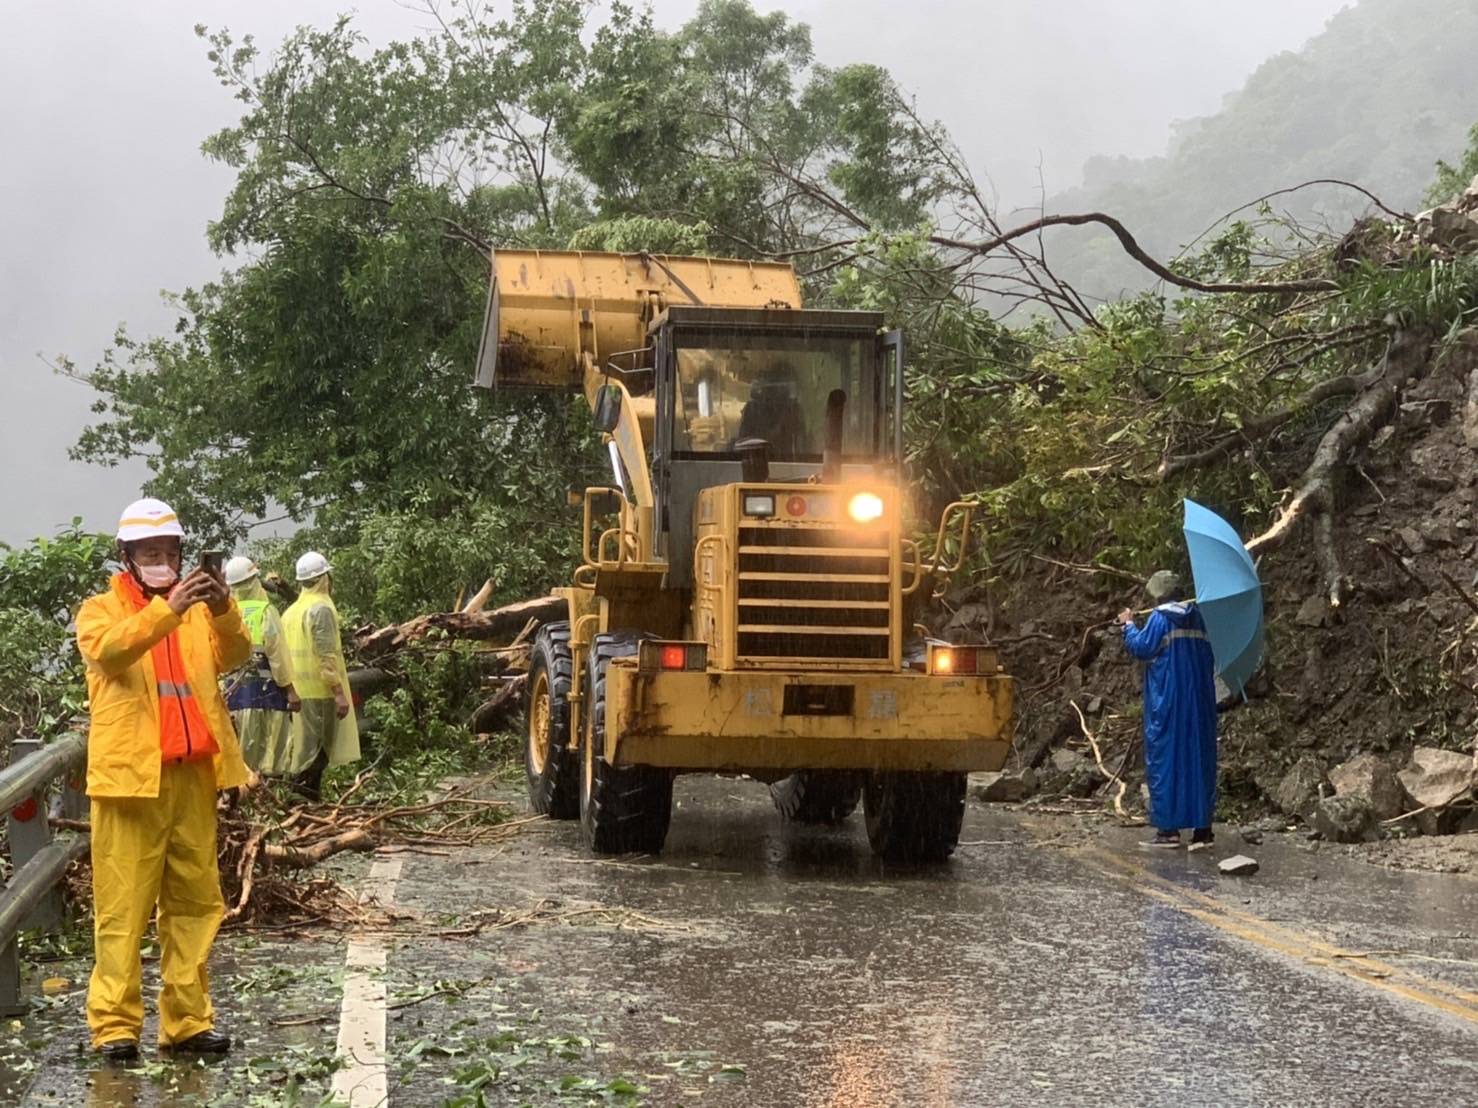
{"left": 743, "top": 494, "right": 776, "bottom": 517}
{"left": 847, "top": 491, "right": 885, "bottom": 524}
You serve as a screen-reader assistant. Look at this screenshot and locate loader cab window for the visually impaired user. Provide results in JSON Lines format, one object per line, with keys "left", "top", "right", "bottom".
{"left": 672, "top": 330, "right": 881, "bottom": 461}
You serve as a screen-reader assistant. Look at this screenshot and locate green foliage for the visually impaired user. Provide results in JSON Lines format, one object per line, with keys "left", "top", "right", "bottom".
{"left": 71, "top": 0, "right": 958, "bottom": 624}
{"left": 0, "top": 524, "right": 112, "bottom": 741}
{"left": 1428, "top": 121, "right": 1478, "bottom": 205}
{"left": 362, "top": 642, "right": 488, "bottom": 757}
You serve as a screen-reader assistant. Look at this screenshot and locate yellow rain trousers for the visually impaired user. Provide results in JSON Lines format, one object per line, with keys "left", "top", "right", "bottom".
{"left": 87, "top": 759, "right": 222, "bottom": 1047}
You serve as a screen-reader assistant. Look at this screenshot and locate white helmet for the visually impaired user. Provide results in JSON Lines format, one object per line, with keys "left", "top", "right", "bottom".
{"left": 117, "top": 497, "right": 185, "bottom": 544}
{"left": 224, "top": 556, "right": 259, "bottom": 586}
{"left": 295, "top": 551, "right": 332, "bottom": 582}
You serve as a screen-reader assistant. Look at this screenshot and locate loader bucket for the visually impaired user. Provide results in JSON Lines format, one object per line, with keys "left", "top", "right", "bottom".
{"left": 473, "top": 249, "right": 803, "bottom": 390}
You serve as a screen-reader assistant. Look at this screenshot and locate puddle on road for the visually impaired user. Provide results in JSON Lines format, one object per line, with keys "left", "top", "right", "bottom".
{"left": 15, "top": 936, "right": 345, "bottom": 1108}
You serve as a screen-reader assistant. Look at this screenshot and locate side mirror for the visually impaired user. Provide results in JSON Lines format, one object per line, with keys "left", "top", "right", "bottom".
{"left": 592, "top": 384, "right": 623, "bottom": 433}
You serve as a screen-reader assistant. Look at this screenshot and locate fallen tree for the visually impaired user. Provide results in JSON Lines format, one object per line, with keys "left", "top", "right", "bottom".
{"left": 353, "top": 593, "right": 564, "bottom": 658}
{"left": 1245, "top": 328, "right": 1439, "bottom": 608}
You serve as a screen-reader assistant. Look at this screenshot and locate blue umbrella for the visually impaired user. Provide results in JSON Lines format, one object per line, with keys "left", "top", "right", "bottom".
{"left": 1182, "top": 499, "right": 1264, "bottom": 698}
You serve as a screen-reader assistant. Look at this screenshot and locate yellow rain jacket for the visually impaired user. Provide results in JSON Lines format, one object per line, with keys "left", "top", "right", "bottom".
{"left": 76, "top": 571, "right": 251, "bottom": 1048}
{"left": 76, "top": 574, "right": 251, "bottom": 796}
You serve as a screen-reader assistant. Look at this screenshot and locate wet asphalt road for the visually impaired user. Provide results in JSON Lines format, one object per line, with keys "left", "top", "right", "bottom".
{"left": 15, "top": 776, "right": 1478, "bottom": 1106}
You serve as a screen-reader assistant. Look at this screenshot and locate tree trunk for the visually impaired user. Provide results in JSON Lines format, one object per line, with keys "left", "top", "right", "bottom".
{"left": 353, "top": 594, "right": 565, "bottom": 658}
{"left": 1246, "top": 329, "right": 1432, "bottom": 607}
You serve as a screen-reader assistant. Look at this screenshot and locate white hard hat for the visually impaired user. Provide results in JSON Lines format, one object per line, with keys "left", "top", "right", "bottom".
{"left": 117, "top": 497, "right": 185, "bottom": 544}
{"left": 224, "top": 556, "right": 259, "bottom": 586}
{"left": 295, "top": 551, "right": 332, "bottom": 582}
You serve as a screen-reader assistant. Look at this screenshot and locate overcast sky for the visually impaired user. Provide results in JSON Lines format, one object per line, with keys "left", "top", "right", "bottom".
{"left": 0, "top": 0, "right": 1351, "bottom": 546}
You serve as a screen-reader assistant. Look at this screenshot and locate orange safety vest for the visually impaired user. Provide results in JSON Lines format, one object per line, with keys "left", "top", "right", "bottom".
{"left": 118, "top": 574, "right": 220, "bottom": 763}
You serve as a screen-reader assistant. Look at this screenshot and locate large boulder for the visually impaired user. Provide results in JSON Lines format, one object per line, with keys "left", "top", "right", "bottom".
{"left": 1397, "top": 747, "right": 1476, "bottom": 811}
{"left": 1049, "top": 748, "right": 1104, "bottom": 798}
{"left": 1272, "top": 755, "right": 1328, "bottom": 819}
{"left": 1329, "top": 753, "right": 1405, "bottom": 821}
{"left": 1418, "top": 206, "right": 1478, "bottom": 252}
{"left": 1312, "top": 794, "right": 1377, "bottom": 843}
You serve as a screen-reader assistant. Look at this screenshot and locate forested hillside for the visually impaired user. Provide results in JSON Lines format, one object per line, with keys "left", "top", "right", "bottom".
{"left": 1045, "top": 0, "right": 1478, "bottom": 299}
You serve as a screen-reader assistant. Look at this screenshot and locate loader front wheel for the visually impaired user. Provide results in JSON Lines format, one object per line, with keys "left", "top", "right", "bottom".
{"left": 580, "top": 632, "right": 674, "bottom": 854}
{"left": 524, "top": 622, "right": 578, "bottom": 819}
{"left": 863, "top": 771, "right": 966, "bottom": 863}
{"left": 771, "top": 771, "right": 863, "bottom": 824}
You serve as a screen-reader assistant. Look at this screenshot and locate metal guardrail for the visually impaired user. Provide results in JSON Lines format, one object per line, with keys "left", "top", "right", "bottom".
{"left": 0, "top": 734, "right": 87, "bottom": 1016}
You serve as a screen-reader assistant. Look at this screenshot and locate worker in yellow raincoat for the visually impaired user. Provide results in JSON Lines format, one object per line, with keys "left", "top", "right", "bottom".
{"left": 223, "top": 555, "right": 299, "bottom": 773}
{"left": 282, "top": 551, "right": 360, "bottom": 799}
{"left": 76, "top": 498, "right": 250, "bottom": 1062}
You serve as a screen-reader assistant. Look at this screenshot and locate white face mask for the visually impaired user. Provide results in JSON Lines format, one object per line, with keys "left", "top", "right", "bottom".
{"left": 137, "top": 563, "right": 179, "bottom": 590}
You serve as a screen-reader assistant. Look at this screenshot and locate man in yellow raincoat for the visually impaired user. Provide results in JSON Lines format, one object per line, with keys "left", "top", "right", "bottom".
{"left": 223, "top": 556, "right": 299, "bottom": 773}
{"left": 282, "top": 551, "right": 360, "bottom": 799}
{"left": 76, "top": 498, "right": 250, "bottom": 1062}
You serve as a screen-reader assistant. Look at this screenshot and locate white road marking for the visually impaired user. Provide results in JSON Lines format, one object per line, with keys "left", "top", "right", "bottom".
{"left": 331, "top": 853, "right": 403, "bottom": 1107}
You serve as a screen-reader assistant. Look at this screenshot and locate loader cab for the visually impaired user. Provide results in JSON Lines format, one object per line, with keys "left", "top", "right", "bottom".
{"left": 648, "top": 306, "right": 899, "bottom": 586}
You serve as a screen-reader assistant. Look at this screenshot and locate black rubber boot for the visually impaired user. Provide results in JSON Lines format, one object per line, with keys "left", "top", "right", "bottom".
{"left": 291, "top": 750, "right": 330, "bottom": 801}
{"left": 165, "top": 1029, "right": 232, "bottom": 1054}
{"left": 99, "top": 1039, "right": 139, "bottom": 1063}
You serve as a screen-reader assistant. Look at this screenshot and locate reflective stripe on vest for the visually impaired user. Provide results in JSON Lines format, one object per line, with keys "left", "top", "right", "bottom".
{"left": 114, "top": 570, "right": 221, "bottom": 763}
{"left": 149, "top": 630, "right": 220, "bottom": 764}
{"left": 1157, "top": 628, "right": 1209, "bottom": 652}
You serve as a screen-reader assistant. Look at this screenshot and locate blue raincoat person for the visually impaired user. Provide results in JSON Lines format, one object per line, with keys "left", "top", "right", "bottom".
{"left": 1118, "top": 571, "right": 1218, "bottom": 850}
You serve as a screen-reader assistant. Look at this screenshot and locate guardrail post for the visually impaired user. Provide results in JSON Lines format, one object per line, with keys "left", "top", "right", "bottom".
{"left": 6, "top": 739, "right": 61, "bottom": 934}
{"left": 1, "top": 737, "right": 65, "bottom": 1017}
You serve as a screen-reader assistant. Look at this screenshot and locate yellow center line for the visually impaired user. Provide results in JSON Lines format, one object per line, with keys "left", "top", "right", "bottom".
{"left": 1071, "top": 841, "right": 1478, "bottom": 1026}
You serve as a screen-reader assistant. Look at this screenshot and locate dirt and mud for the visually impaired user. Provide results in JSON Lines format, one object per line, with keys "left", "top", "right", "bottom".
{"left": 967, "top": 347, "right": 1478, "bottom": 829}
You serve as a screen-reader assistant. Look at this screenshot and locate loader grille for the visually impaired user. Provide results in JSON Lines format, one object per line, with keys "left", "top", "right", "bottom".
{"left": 735, "top": 525, "right": 892, "bottom": 664}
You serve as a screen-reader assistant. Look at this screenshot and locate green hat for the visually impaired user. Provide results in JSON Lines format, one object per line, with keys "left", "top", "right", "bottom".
{"left": 1146, "top": 570, "right": 1184, "bottom": 603}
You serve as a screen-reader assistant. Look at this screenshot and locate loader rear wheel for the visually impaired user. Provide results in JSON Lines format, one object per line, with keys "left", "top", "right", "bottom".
{"left": 580, "top": 632, "right": 674, "bottom": 854}
{"left": 863, "top": 771, "right": 967, "bottom": 863}
{"left": 771, "top": 771, "right": 863, "bottom": 824}
{"left": 524, "top": 622, "right": 578, "bottom": 819}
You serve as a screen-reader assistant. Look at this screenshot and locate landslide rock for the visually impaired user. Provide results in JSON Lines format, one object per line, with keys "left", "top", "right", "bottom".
{"left": 1397, "top": 747, "right": 1476, "bottom": 811}
{"left": 1272, "top": 755, "right": 1328, "bottom": 819}
{"left": 1329, "top": 753, "right": 1404, "bottom": 821}
{"left": 1312, "top": 794, "right": 1377, "bottom": 843}
{"left": 971, "top": 768, "right": 1038, "bottom": 804}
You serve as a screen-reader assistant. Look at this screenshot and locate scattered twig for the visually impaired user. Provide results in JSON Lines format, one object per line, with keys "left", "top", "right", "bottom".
{"left": 1438, "top": 568, "right": 1478, "bottom": 620}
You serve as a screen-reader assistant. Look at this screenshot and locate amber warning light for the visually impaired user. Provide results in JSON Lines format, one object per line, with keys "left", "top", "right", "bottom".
{"left": 925, "top": 644, "right": 999, "bottom": 676}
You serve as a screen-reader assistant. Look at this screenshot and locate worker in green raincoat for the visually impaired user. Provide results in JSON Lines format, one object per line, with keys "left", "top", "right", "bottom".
{"left": 282, "top": 552, "right": 360, "bottom": 799}
{"left": 223, "top": 557, "right": 299, "bottom": 774}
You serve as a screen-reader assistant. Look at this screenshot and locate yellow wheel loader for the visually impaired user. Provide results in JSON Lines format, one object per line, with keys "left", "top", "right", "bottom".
{"left": 474, "top": 250, "right": 1013, "bottom": 861}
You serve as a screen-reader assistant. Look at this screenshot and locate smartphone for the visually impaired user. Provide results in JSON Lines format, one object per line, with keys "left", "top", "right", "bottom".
{"left": 201, "top": 550, "right": 225, "bottom": 580}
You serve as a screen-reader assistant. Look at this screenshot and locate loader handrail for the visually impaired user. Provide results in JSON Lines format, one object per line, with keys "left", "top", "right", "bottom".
{"left": 926, "top": 501, "right": 976, "bottom": 578}
{"left": 582, "top": 486, "right": 636, "bottom": 568}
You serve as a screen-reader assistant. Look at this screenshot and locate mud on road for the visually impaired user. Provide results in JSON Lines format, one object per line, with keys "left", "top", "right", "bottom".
{"left": 14, "top": 778, "right": 1478, "bottom": 1106}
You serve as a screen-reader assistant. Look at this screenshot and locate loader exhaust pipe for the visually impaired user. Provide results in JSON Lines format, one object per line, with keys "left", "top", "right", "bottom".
{"left": 821, "top": 389, "right": 847, "bottom": 483}
{"left": 736, "top": 438, "right": 771, "bottom": 483}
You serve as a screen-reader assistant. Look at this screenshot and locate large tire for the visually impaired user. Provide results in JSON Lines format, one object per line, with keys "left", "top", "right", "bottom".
{"left": 770, "top": 771, "right": 863, "bottom": 824}
{"left": 580, "top": 632, "right": 674, "bottom": 854}
{"left": 524, "top": 622, "right": 579, "bottom": 819}
{"left": 863, "top": 771, "right": 967, "bottom": 863}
